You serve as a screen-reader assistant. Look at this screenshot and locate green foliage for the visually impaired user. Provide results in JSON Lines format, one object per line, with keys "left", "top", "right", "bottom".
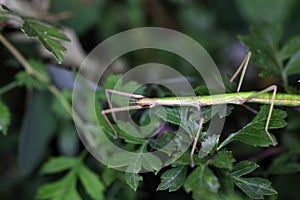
{"left": 219, "top": 106, "right": 287, "bottom": 148}
{"left": 125, "top": 172, "right": 143, "bottom": 191}
{"left": 1, "top": 2, "right": 300, "bottom": 200}
{"left": 268, "top": 152, "right": 300, "bottom": 174}
{"left": 239, "top": 23, "right": 300, "bottom": 92}
{"left": 21, "top": 18, "right": 70, "bottom": 64}
{"left": 107, "top": 146, "right": 162, "bottom": 174}
{"left": 19, "top": 91, "right": 57, "bottom": 176}
{"left": 0, "top": 5, "right": 69, "bottom": 63}
{"left": 37, "top": 155, "right": 105, "bottom": 200}
{"left": 210, "top": 150, "right": 235, "bottom": 170}
{"left": 99, "top": 74, "right": 146, "bottom": 106}
{"left": 115, "top": 121, "right": 155, "bottom": 144}
{"left": 157, "top": 166, "right": 187, "bottom": 192}
{"left": 226, "top": 161, "right": 277, "bottom": 199}
{"left": 198, "top": 134, "right": 219, "bottom": 158}
{"left": 37, "top": 171, "right": 81, "bottom": 200}
{"left": 51, "top": 89, "right": 73, "bottom": 120}
{"left": 15, "top": 59, "right": 50, "bottom": 90}
{"left": 184, "top": 164, "right": 220, "bottom": 199}
{"left": 0, "top": 100, "right": 10, "bottom": 135}
{"left": 95, "top": 74, "right": 287, "bottom": 199}
{"left": 239, "top": 24, "right": 284, "bottom": 78}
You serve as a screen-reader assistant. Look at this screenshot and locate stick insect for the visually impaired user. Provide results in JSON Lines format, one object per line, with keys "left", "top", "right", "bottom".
{"left": 102, "top": 52, "right": 300, "bottom": 167}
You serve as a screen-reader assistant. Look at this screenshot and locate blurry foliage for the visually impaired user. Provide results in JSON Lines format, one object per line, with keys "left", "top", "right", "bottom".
{"left": 0, "top": 1, "right": 300, "bottom": 200}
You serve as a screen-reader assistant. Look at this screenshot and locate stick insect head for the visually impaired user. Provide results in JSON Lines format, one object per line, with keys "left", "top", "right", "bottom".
{"left": 135, "top": 98, "right": 156, "bottom": 108}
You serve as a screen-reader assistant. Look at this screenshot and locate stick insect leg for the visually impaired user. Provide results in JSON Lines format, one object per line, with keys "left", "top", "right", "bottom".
{"left": 242, "top": 85, "right": 278, "bottom": 146}
{"left": 230, "top": 51, "right": 252, "bottom": 92}
{"left": 102, "top": 105, "right": 146, "bottom": 139}
{"left": 229, "top": 52, "right": 258, "bottom": 114}
{"left": 105, "top": 89, "right": 145, "bottom": 122}
{"left": 190, "top": 105, "right": 204, "bottom": 168}
{"left": 230, "top": 54, "right": 277, "bottom": 145}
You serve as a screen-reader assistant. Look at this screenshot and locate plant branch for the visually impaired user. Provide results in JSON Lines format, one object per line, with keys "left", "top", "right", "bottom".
{"left": 0, "top": 34, "right": 49, "bottom": 83}
{"left": 0, "top": 33, "right": 73, "bottom": 117}
{"left": 0, "top": 34, "right": 33, "bottom": 74}
{"left": 0, "top": 33, "right": 102, "bottom": 154}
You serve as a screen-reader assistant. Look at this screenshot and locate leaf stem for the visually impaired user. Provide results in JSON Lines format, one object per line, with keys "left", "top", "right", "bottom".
{"left": 0, "top": 34, "right": 33, "bottom": 74}
{"left": 0, "top": 34, "right": 49, "bottom": 83}
{"left": 0, "top": 33, "right": 74, "bottom": 118}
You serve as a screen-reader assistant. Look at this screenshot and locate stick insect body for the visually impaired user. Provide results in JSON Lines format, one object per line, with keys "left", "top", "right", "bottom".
{"left": 102, "top": 52, "right": 300, "bottom": 167}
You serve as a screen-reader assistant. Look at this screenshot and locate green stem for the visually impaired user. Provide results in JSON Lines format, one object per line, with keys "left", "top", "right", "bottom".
{"left": 0, "top": 33, "right": 76, "bottom": 119}
{"left": 0, "top": 34, "right": 33, "bottom": 74}
{"left": 0, "top": 33, "right": 96, "bottom": 163}
{"left": 0, "top": 81, "right": 19, "bottom": 96}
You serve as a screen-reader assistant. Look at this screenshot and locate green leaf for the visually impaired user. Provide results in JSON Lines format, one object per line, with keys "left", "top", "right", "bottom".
{"left": 108, "top": 150, "right": 162, "bottom": 173}
{"left": 280, "top": 34, "right": 300, "bottom": 60}
{"left": 15, "top": 72, "right": 46, "bottom": 90}
{"left": 239, "top": 24, "right": 283, "bottom": 78}
{"left": 198, "top": 134, "right": 219, "bottom": 158}
{"left": 125, "top": 172, "right": 143, "bottom": 191}
{"left": 149, "top": 131, "right": 176, "bottom": 155}
{"left": 0, "top": 100, "right": 10, "bottom": 135}
{"left": 149, "top": 130, "right": 192, "bottom": 162}
{"left": 157, "top": 165, "right": 187, "bottom": 192}
{"left": 268, "top": 152, "right": 300, "bottom": 174}
{"left": 219, "top": 106, "right": 287, "bottom": 148}
{"left": 194, "top": 85, "right": 210, "bottom": 95}
{"left": 102, "top": 167, "right": 119, "bottom": 186}
{"left": 155, "top": 106, "right": 183, "bottom": 126}
{"left": 36, "top": 171, "right": 81, "bottom": 200}
{"left": 57, "top": 123, "right": 80, "bottom": 156}
{"left": 29, "top": 59, "right": 51, "bottom": 81}
{"left": 227, "top": 161, "right": 277, "bottom": 199}
{"left": 15, "top": 59, "right": 50, "bottom": 90}
{"left": 115, "top": 120, "right": 157, "bottom": 144}
{"left": 19, "top": 91, "right": 57, "bottom": 176}
{"left": 29, "top": 22, "right": 70, "bottom": 41}
{"left": 173, "top": 151, "right": 202, "bottom": 166}
{"left": 230, "top": 161, "right": 259, "bottom": 177}
{"left": 233, "top": 177, "right": 277, "bottom": 199}
{"left": 51, "top": 89, "right": 73, "bottom": 120}
{"left": 217, "top": 170, "right": 235, "bottom": 196}
{"left": 98, "top": 75, "right": 122, "bottom": 100}
{"left": 210, "top": 150, "right": 235, "bottom": 170}
{"left": 155, "top": 106, "right": 210, "bottom": 138}
{"left": 184, "top": 164, "right": 220, "bottom": 199}
{"left": 21, "top": 19, "right": 69, "bottom": 64}
{"left": 76, "top": 165, "right": 105, "bottom": 200}
{"left": 38, "top": 155, "right": 105, "bottom": 200}
{"left": 99, "top": 74, "right": 145, "bottom": 106}
{"left": 0, "top": 5, "right": 69, "bottom": 63}
{"left": 40, "top": 157, "right": 77, "bottom": 174}
{"left": 189, "top": 106, "right": 222, "bottom": 124}
{"left": 284, "top": 50, "right": 300, "bottom": 75}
